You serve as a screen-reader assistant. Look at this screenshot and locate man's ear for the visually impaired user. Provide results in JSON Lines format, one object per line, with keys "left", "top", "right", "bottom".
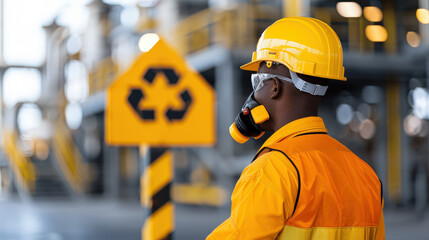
{"left": 271, "top": 78, "right": 282, "bottom": 99}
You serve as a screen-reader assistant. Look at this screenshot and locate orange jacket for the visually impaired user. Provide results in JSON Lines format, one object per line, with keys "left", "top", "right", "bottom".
{"left": 207, "top": 117, "right": 384, "bottom": 239}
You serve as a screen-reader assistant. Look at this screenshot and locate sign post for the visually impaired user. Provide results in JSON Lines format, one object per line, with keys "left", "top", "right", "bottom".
{"left": 141, "top": 148, "right": 174, "bottom": 239}
{"left": 106, "top": 36, "right": 216, "bottom": 240}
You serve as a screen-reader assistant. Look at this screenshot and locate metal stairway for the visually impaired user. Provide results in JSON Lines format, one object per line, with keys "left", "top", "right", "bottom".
{"left": 32, "top": 157, "right": 70, "bottom": 198}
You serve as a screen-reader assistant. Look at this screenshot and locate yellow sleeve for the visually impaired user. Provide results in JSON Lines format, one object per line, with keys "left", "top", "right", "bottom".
{"left": 375, "top": 200, "right": 385, "bottom": 240}
{"left": 206, "top": 151, "right": 299, "bottom": 240}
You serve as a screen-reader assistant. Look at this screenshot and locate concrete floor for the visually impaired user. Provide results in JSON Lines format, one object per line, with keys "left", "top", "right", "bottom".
{"left": 0, "top": 197, "right": 427, "bottom": 240}
{"left": 0, "top": 197, "right": 143, "bottom": 240}
{"left": 384, "top": 208, "right": 429, "bottom": 240}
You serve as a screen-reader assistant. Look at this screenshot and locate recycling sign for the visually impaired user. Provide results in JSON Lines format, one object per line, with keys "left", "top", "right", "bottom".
{"left": 127, "top": 68, "right": 192, "bottom": 122}
{"left": 106, "top": 38, "right": 215, "bottom": 146}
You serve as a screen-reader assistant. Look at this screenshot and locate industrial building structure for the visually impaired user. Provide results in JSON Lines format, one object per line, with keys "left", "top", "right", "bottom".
{"left": 1, "top": 0, "right": 429, "bottom": 239}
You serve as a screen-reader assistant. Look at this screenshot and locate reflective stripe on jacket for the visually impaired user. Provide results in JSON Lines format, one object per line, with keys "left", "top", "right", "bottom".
{"left": 207, "top": 117, "right": 385, "bottom": 240}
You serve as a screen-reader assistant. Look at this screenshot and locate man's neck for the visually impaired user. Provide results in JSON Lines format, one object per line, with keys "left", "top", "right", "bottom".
{"left": 272, "top": 109, "right": 319, "bottom": 132}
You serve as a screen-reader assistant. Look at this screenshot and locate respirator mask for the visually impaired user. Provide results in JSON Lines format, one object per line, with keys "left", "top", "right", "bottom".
{"left": 229, "top": 69, "right": 328, "bottom": 144}
{"left": 229, "top": 92, "right": 269, "bottom": 143}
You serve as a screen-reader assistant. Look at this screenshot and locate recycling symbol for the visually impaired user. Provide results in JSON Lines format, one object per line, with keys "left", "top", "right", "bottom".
{"left": 127, "top": 68, "right": 192, "bottom": 122}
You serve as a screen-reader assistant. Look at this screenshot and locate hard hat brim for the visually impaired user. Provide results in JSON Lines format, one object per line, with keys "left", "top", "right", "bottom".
{"left": 240, "top": 61, "right": 261, "bottom": 72}
{"left": 240, "top": 58, "right": 291, "bottom": 72}
{"left": 240, "top": 59, "right": 347, "bottom": 81}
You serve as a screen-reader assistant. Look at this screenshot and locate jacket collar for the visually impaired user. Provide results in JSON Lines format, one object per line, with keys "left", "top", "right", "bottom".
{"left": 259, "top": 116, "right": 328, "bottom": 151}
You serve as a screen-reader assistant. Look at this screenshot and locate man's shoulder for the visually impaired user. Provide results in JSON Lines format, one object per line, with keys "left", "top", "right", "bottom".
{"left": 267, "top": 134, "right": 379, "bottom": 181}
{"left": 268, "top": 133, "right": 351, "bottom": 155}
{"left": 242, "top": 151, "right": 298, "bottom": 181}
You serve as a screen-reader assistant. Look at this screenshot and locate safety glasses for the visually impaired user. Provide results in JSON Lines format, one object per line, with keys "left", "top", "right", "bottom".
{"left": 251, "top": 70, "right": 329, "bottom": 96}
{"left": 251, "top": 73, "right": 293, "bottom": 92}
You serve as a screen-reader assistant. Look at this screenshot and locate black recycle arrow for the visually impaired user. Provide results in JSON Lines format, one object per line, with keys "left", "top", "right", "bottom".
{"left": 127, "top": 88, "right": 155, "bottom": 120}
{"left": 166, "top": 90, "right": 192, "bottom": 121}
{"left": 143, "top": 68, "right": 180, "bottom": 85}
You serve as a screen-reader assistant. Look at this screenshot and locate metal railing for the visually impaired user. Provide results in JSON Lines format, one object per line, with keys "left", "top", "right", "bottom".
{"left": 2, "top": 129, "right": 36, "bottom": 194}
{"left": 52, "top": 121, "right": 88, "bottom": 194}
{"left": 88, "top": 57, "right": 119, "bottom": 96}
{"left": 171, "top": 4, "right": 281, "bottom": 55}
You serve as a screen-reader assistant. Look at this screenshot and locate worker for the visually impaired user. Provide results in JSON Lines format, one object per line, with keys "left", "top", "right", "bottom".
{"left": 207, "top": 17, "right": 385, "bottom": 239}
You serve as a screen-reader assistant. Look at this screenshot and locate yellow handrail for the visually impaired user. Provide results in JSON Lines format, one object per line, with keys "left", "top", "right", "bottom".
{"left": 171, "top": 8, "right": 232, "bottom": 54}
{"left": 52, "top": 121, "right": 88, "bottom": 194}
{"left": 3, "top": 129, "right": 36, "bottom": 193}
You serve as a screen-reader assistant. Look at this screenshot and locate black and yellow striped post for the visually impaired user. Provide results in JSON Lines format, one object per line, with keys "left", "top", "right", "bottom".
{"left": 141, "top": 147, "right": 174, "bottom": 240}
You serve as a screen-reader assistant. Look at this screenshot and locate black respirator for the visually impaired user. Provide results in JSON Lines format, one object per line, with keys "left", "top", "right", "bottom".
{"left": 229, "top": 92, "right": 270, "bottom": 143}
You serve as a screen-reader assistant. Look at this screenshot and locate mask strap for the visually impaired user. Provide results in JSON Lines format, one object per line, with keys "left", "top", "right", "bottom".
{"left": 289, "top": 69, "right": 328, "bottom": 96}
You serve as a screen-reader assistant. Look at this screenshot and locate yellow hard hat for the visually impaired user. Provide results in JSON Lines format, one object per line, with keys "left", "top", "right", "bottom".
{"left": 241, "top": 17, "right": 346, "bottom": 81}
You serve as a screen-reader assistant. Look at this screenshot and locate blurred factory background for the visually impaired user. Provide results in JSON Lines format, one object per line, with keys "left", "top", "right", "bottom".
{"left": 1, "top": 0, "right": 429, "bottom": 239}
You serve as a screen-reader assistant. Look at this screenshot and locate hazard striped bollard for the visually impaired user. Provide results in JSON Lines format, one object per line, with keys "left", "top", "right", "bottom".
{"left": 141, "top": 148, "right": 174, "bottom": 240}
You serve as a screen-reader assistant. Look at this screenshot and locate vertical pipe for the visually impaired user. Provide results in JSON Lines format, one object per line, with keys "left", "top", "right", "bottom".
{"left": 383, "top": 1, "right": 397, "bottom": 54}
{"left": 420, "top": 0, "right": 429, "bottom": 217}
{"left": 282, "top": 0, "right": 310, "bottom": 17}
{"left": 216, "top": 59, "right": 236, "bottom": 156}
{"left": 314, "top": 8, "right": 331, "bottom": 26}
{"left": 419, "top": 0, "right": 429, "bottom": 46}
{"left": 386, "top": 81, "right": 401, "bottom": 203}
{"left": 348, "top": 18, "right": 359, "bottom": 51}
{"left": 383, "top": 0, "right": 401, "bottom": 203}
{"left": 420, "top": 0, "right": 429, "bottom": 196}
{"left": 103, "top": 135, "right": 120, "bottom": 199}
{"left": 360, "top": 17, "right": 373, "bottom": 53}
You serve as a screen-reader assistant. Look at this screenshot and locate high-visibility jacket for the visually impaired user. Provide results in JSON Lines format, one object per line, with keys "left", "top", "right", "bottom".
{"left": 207, "top": 116, "right": 385, "bottom": 239}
